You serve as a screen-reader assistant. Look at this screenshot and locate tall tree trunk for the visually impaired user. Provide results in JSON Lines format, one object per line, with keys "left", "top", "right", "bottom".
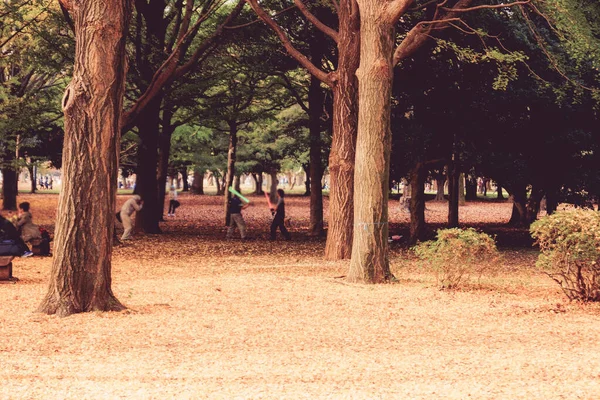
{"left": 192, "top": 169, "right": 204, "bottom": 194}
{"left": 157, "top": 106, "right": 174, "bottom": 221}
{"left": 224, "top": 121, "right": 238, "bottom": 226}
{"left": 38, "top": 0, "right": 130, "bottom": 316}
{"left": 308, "top": 63, "right": 325, "bottom": 236}
{"left": 435, "top": 174, "right": 445, "bottom": 201}
{"left": 302, "top": 163, "right": 310, "bottom": 196}
{"left": 134, "top": 97, "right": 162, "bottom": 233}
{"left": 508, "top": 186, "right": 527, "bottom": 226}
{"left": 448, "top": 162, "right": 459, "bottom": 227}
{"left": 409, "top": 162, "right": 426, "bottom": 245}
{"left": 497, "top": 184, "right": 505, "bottom": 200}
{"left": 526, "top": 186, "right": 543, "bottom": 224}
{"left": 214, "top": 170, "right": 222, "bottom": 195}
{"left": 252, "top": 173, "right": 263, "bottom": 195}
{"left": 181, "top": 168, "right": 189, "bottom": 191}
{"left": 234, "top": 175, "right": 241, "bottom": 193}
{"left": 348, "top": 3, "right": 393, "bottom": 283}
{"left": 325, "top": 1, "right": 360, "bottom": 259}
{"left": 458, "top": 173, "right": 466, "bottom": 206}
{"left": 29, "top": 165, "right": 37, "bottom": 194}
{"left": 2, "top": 153, "right": 18, "bottom": 210}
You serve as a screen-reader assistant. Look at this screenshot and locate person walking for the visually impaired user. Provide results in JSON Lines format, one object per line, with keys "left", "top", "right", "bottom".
{"left": 270, "top": 189, "right": 291, "bottom": 241}
{"left": 167, "top": 185, "right": 179, "bottom": 217}
{"left": 120, "top": 195, "right": 143, "bottom": 241}
{"left": 226, "top": 195, "right": 249, "bottom": 239}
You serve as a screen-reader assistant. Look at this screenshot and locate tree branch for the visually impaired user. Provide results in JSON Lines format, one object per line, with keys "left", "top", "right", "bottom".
{"left": 386, "top": 0, "right": 415, "bottom": 24}
{"left": 440, "top": 0, "right": 531, "bottom": 13}
{"left": 293, "top": 0, "right": 339, "bottom": 43}
{"left": 245, "top": 0, "right": 333, "bottom": 86}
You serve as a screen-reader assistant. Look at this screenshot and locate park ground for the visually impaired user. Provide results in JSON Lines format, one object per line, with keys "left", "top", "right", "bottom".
{"left": 1, "top": 194, "right": 600, "bottom": 399}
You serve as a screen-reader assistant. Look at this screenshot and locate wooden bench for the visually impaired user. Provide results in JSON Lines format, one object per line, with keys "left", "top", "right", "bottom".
{"left": 0, "top": 256, "right": 16, "bottom": 283}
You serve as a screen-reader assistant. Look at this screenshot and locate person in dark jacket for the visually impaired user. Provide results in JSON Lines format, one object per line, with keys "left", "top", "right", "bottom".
{"left": 0, "top": 215, "right": 32, "bottom": 257}
{"left": 270, "top": 189, "right": 291, "bottom": 241}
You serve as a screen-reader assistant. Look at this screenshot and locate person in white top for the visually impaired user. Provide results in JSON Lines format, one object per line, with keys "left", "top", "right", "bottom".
{"left": 120, "top": 195, "right": 143, "bottom": 240}
{"left": 168, "top": 186, "right": 179, "bottom": 217}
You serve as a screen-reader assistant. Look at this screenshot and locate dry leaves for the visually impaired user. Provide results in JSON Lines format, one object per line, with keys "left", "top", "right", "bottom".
{"left": 2, "top": 194, "right": 600, "bottom": 399}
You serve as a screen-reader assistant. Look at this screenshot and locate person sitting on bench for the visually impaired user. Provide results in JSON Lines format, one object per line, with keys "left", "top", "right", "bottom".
{"left": 0, "top": 214, "right": 32, "bottom": 257}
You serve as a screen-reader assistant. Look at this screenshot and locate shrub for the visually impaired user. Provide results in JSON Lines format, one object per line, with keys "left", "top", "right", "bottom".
{"left": 414, "top": 228, "right": 499, "bottom": 289}
{"left": 530, "top": 209, "right": 600, "bottom": 302}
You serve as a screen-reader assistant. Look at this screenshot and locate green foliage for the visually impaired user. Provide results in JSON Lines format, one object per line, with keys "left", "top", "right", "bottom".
{"left": 531, "top": 209, "right": 600, "bottom": 301}
{"left": 414, "top": 228, "right": 499, "bottom": 289}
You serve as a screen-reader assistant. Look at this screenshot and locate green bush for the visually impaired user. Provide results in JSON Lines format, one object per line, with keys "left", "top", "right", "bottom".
{"left": 530, "top": 209, "right": 600, "bottom": 302}
{"left": 414, "top": 228, "right": 499, "bottom": 289}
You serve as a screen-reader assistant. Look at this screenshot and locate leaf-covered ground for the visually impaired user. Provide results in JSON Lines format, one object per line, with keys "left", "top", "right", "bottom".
{"left": 1, "top": 193, "right": 600, "bottom": 399}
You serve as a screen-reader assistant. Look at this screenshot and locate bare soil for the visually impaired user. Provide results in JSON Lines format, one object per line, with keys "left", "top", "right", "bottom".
{"left": 1, "top": 193, "right": 599, "bottom": 399}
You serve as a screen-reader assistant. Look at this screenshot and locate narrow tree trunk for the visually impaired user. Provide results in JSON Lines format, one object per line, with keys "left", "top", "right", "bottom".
{"left": 325, "top": 1, "right": 360, "bottom": 259}
{"left": 29, "top": 165, "right": 37, "bottom": 194}
{"left": 2, "top": 156, "right": 18, "bottom": 210}
{"left": 252, "top": 173, "right": 262, "bottom": 195}
{"left": 192, "top": 169, "right": 204, "bottom": 194}
{"left": 348, "top": 4, "right": 394, "bottom": 283}
{"left": 308, "top": 67, "right": 325, "bottom": 236}
{"left": 234, "top": 175, "right": 241, "bottom": 193}
{"left": 458, "top": 173, "right": 466, "bottom": 206}
{"left": 38, "top": 0, "right": 130, "bottom": 316}
{"left": 448, "top": 162, "right": 459, "bottom": 227}
{"left": 302, "top": 163, "right": 310, "bottom": 195}
{"left": 181, "top": 168, "right": 189, "bottom": 191}
{"left": 224, "top": 121, "right": 238, "bottom": 226}
{"left": 409, "top": 162, "right": 426, "bottom": 244}
{"left": 157, "top": 106, "right": 174, "bottom": 221}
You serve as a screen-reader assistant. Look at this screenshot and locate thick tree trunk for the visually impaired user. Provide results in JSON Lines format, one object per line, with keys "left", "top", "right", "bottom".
{"left": 224, "top": 121, "right": 238, "bottom": 226}
{"left": 526, "top": 186, "right": 543, "bottom": 223}
{"left": 2, "top": 155, "right": 18, "bottom": 210}
{"left": 234, "top": 175, "right": 241, "bottom": 193}
{"left": 348, "top": 4, "right": 394, "bottom": 283}
{"left": 435, "top": 174, "right": 445, "bottom": 201}
{"left": 134, "top": 96, "right": 162, "bottom": 233}
{"left": 508, "top": 186, "right": 528, "bottom": 226}
{"left": 409, "top": 162, "right": 426, "bottom": 245}
{"left": 447, "top": 162, "right": 459, "bottom": 227}
{"left": 497, "top": 184, "right": 505, "bottom": 200}
{"left": 192, "top": 169, "right": 204, "bottom": 194}
{"left": 308, "top": 69, "right": 325, "bottom": 236}
{"left": 38, "top": 0, "right": 130, "bottom": 316}
{"left": 252, "top": 173, "right": 263, "bottom": 195}
{"left": 325, "top": 2, "right": 360, "bottom": 259}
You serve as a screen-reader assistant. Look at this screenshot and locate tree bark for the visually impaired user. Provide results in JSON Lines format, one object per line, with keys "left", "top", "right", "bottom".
{"left": 181, "top": 168, "right": 189, "bottom": 191}
{"left": 134, "top": 97, "right": 162, "bottom": 233}
{"left": 192, "top": 169, "right": 204, "bottom": 194}
{"left": 508, "top": 186, "right": 527, "bottom": 226}
{"left": 308, "top": 68, "right": 325, "bottom": 236}
{"left": 448, "top": 162, "right": 459, "bottom": 228}
{"left": 29, "top": 165, "right": 37, "bottom": 194}
{"left": 214, "top": 170, "right": 222, "bottom": 195}
{"left": 497, "top": 184, "right": 505, "bottom": 199}
{"left": 526, "top": 186, "right": 543, "bottom": 224}
{"left": 2, "top": 154, "right": 18, "bottom": 210}
{"left": 224, "top": 121, "right": 238, "bottom": 226}
{"left": 324, "top": 0, "right": 360, "bottom": 260}
{"left": 458, "top": 173, "right": 466, "bottom": 206}
{"left": 409, "top": 162, "right": 426, "bottom": 245}
{"left": 234, "top": 175, "right": 241, "bottom": 193}
{"left": 302, "top": 163, "right": 310, "bottom": 196}
{"left": 348, "top": 2, "right": 394, "bottom": 283}
{"left": 435, "top": 174, "right": 445, "bottom": 201}
{"left": 38, "top": 0, "right": 130, "bottom": 316}
{"left": 157, "top": 106, "right": 174, "bottom": 220}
